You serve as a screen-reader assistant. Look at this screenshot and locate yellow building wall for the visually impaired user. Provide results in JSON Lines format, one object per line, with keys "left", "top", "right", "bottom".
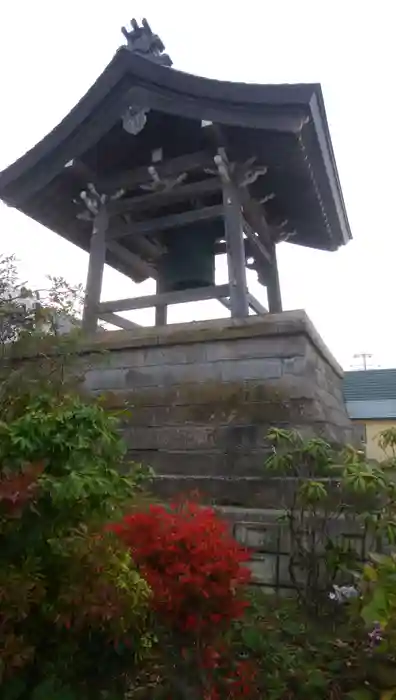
{"left": 355, "top": 419, "right": 396, "bottom": 461}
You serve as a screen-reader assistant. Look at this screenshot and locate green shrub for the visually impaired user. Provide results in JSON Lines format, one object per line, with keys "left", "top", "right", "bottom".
{"left": 264, "top": 429, "right": 396, "bottom": 612}
{"left": 0, "top": 392, "right": 153, "bottom": 700}
{"left": 228, "top": 591, "right": 368, "bottom": 700}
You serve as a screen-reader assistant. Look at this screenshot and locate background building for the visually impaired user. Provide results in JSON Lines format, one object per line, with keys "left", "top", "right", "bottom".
{"left": 344, "top": 369, "right": 396, "bottom": 460}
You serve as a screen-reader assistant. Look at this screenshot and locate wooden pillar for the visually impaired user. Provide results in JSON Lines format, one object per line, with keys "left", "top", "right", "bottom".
{"left": 155, "top": 272, "right": 167, "bottom": 325}
{"left": 82, "top": 206, "right": 108, "bottom": 333}
{"left": 222, "top": 181, "right": 249, "bottom": 318}
{"left": 266, "top": 243, "right": 282, "bottom": 313}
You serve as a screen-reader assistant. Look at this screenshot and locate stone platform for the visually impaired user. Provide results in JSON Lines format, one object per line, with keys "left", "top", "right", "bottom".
{"left": 82, "top": 310, "right": 352, "bottom": 474}
{"left": 78, "top": 311, "right": 355, "bottom": 586}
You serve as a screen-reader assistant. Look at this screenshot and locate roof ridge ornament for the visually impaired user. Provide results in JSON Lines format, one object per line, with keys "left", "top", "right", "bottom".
{"left": 121, "top": 18, "right": 172, "bottom": 67}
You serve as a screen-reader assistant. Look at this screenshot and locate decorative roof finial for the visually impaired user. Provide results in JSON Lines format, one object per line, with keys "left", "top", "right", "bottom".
{"left": 121, "top": 18, "right": 172, "bottom": 67}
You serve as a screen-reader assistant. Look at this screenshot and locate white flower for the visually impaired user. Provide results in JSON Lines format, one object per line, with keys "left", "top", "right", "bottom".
{"left": 329, "top": 585, "right": 359, "bottom": 603}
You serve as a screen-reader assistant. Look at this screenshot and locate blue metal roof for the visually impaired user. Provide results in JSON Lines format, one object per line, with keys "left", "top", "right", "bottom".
{"left": 344, "top": 370, "right": 396, "bottom": 419}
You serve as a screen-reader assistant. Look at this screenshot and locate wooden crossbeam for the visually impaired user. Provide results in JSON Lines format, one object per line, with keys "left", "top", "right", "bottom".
{"left": 219, "top": 297, "right": 231, "bottom": 311}
{"left": 219, "top": 294, "right": 267, "bottom": 315}
{"left": 243, "top": 220, "right": 273, "bottom": 269}
{"left": 106, "top": 240, "right": 157, "bottom": 280}
{"left": 247, "top": 293, "right": 268, "bottom": 315}
{"left": 97, "top": 151, "right": 214, "bottom": 192}
{"left": 98, "top": 312, "right": 140, "bottom": 330}
{"left": 107, "top": 204, "right": 224, "bottom": 240}
{"left": 107, "top": 178, "right": 221, "bottom": 216}
{"left": 98, "top": 283, "right": 231, "bottom": 314}
{"left": 107, "top": 218, "right": 164, "bottom": 258}
{"left": 241, "top": 196, "right": 274, "bottom": 255}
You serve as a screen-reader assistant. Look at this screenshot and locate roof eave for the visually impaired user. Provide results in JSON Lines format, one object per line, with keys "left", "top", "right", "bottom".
{"left": 308, "top": 89, "right": 352, "bottom": 247}
{"left": 0, "top": 51, "right": 334, "bottom": 204}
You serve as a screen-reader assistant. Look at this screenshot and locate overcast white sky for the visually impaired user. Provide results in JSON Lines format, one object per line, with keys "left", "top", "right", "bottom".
{"left": 0, "top": 1, "right": 395, "bottom": 369}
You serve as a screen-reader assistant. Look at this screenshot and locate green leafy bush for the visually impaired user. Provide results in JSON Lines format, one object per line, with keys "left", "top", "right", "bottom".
{"left": 264, "top": 429, "right": 396, "bottom": 612}
{"left": 0, "top": 392, "right": 153, "bottom": 700}
{"left": 229, "top": 591, "right": 373, "bottom": 700}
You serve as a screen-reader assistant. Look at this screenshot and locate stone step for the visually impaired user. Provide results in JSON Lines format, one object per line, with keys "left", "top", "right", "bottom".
{"left": 214, "top": 506, "right": 371, "bottom": 587}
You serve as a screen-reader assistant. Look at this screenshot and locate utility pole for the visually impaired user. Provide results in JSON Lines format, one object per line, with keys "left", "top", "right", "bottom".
{"left": 353, "top": 353, "right": 373, "bottom": 371}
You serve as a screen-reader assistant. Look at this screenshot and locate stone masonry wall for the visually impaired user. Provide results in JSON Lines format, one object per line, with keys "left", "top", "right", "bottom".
{"left": 79, "top": 311, "right": 352, "bottom": 510}
{"left": 24, "top": 310, "right": 354, "bottom": 588}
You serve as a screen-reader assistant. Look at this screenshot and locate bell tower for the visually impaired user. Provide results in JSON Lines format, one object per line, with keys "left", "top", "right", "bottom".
{"left": 0, "top": 18, "right": 351, "bottom": 335}
{"left": 0, "top": 17, "right": 355, "bottom": 589}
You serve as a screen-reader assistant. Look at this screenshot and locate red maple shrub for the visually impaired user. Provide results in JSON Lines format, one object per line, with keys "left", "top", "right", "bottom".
{"left": 110, "top": 498, "right": 251, "bottom": 638}
{"left": 110, "top": 498, "right": 258, "bottom": 699}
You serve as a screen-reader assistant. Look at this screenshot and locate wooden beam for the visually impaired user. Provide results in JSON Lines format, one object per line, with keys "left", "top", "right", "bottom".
{"left": 107, "top": 178, "right": 221, "bottom": 216}
{"left": 203, "top": 125, "right": 275, "bottom": 268}
{"left": 106, "top": 240, "right": 157, "bottom": 280}
{"left": 219, "top": 291, "right": 267, "bottom": 316}
{"left": 241, "top": 196, "right": 274, "bottom": 255}
{"left": 243, "top": 220, "right": 273, "bottom": 269}
{"left": 98, "top": 283, "right": 231, "bottom": 314}
{"left": 128, "top": 85, "right": 308, "bottom": 135}
{"left": 82, "top": 206, "right": 108, "bottom": 334}
{"left": 98, "top": 312, "right": 140, "bottom": 330}
{"left": 266, "top": 244, "right": 282, "bottom": 313}
{"left": 219, "top": 297, "right": 231, "bottom": 311}
{"left": 247, "top": 293, "right": 268, "bottom": 315}
{"left": 215, "top": 154, "right": 249, "bottom": 318}
{"left": 97, "top": 151, "right": 214, "bottom": 192}
{"left": 65, "top": 159, "right": 98, "bottom": 184}
{"left": 155, "top": 274, "right": 167, "bottom": 326}
{"left": 222, "top": 182, "right": 249, "bottom": 317}
{"left": 108, "top": 204, "right": 224, "bottom": 240}
{"left": 107, "top": 218, "right": 164, "bottom": 258}
{"left": 215, "top": 239, "right": 257, "bottom": 256}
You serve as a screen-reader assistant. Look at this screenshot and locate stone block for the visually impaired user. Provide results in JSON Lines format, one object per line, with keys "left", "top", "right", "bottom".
{"left": 150, "top": 475, "right": 298, "bottom": 508}
{"left": 234, "top": 522, "right": 280, "bottom": 552}
{"left": 142, "top": 344, "right": 208, "bottom": 366}
{"left": 123, "top": 425, "right": 218, "bottom": 451}
{"left": 249, "top": 554, "right": 277, "bottom": 585}
{"left": 125, "top": 362, "right": 223, "bottom": 388}
{"left": 204, "top": 335, "right": 307, "bottom": 363}
{"left": 126, "top": 449, "right": 269, "bottom": 476}
{"left": 84, "top": 367, "right": 128, "bottom": 391}
{"left": 220, "top": 358, "right": 283, "bottom": 382}
{"left": 282, "top": 356, "right": 307, "bottom": 376}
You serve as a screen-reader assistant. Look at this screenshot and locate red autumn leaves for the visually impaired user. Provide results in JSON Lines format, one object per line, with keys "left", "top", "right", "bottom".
{"left": 110, "top": 499, "right": 257, "bottom": 699}
{"left": 110, "top": 499, "right": 251, "bottom": 637}
{"left": 1, "top": 468, "right": 256, "bottom": 698}
{"left": 0, "top": 462, "right": 44, "bottom": 517}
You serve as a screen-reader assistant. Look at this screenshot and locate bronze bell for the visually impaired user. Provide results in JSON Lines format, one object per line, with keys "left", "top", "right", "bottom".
{"left": 159, "top": 220, "right": 222, "bottom": 292}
